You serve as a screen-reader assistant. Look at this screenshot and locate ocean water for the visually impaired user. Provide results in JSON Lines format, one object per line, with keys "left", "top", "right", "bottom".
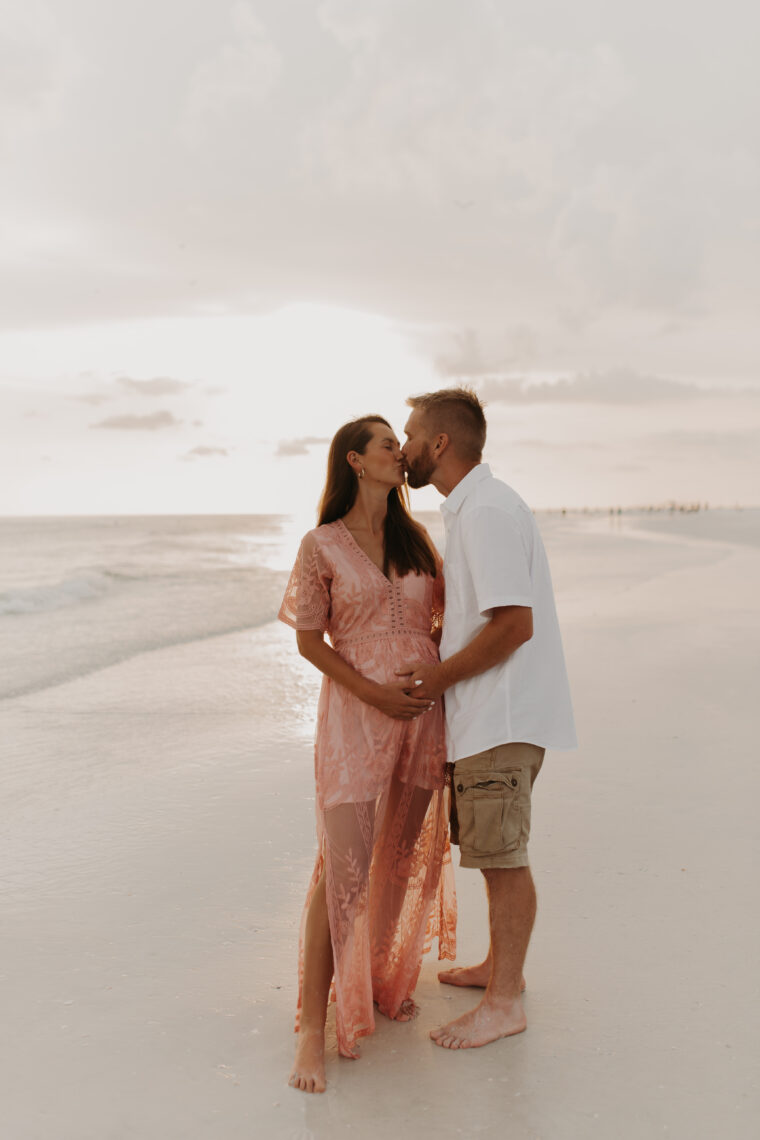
{"left": 0, "top": 515, "right": 298, "bottom": 701}
{"left": 627, "top": 505, "right": 760, "bottom": 549}
{"left": 2, "top": 507, "right": 756, "bottom": 705}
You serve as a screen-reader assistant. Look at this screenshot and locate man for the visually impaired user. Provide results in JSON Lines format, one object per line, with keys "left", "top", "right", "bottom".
{"left": 400, "top": 387, "right": 576, "bottom": 1050}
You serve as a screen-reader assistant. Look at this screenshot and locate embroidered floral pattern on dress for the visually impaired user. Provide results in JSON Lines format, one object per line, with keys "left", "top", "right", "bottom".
{"left": 279, "top": 520, "right": 456, "bottom": 1057}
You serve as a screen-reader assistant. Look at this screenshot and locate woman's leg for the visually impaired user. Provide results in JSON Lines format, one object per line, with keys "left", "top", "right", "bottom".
{"left": 289, "top": 868, "right": 333, "bottom": 1094}
{"left": 370, "top": 778, "right": 434, "bottom": 1016}
{"left": 291, "top": 799, "right": 377, "bottom": 1083}
{"left": 373, "top": 779, "right": 432, "bottom": 942}
{"left": 320, "top": 800, "right": 376, "bottom": 1057}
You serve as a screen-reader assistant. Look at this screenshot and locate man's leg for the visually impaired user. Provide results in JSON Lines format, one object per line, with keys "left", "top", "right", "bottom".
{"left": 431, "top": 741, "right": 543, "bottom": 1048}
{"left": 430, "top": 865, "right": 535, "bottom": 1048}
{"left": 437, "top": 948, "right": 526, "bottom": 991}
{"left": 437, "top": 953, "right": 493, "bottom": 988}
{"left": 437, "top": 935, "right": 526, "bottom": 991}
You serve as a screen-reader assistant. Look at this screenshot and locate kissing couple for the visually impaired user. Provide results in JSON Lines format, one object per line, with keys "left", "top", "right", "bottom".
{"left": 278, "top": 387, "right": 575, "bottom": 1093}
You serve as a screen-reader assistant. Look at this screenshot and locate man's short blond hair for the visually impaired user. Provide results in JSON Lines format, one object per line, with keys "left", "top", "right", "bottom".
{"left": 406, "top": 386, "right": 487, "bottom": 462}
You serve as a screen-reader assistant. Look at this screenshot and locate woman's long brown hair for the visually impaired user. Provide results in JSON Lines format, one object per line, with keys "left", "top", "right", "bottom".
{"left": 317, "top": 415, "right": 438, "bottom": 578}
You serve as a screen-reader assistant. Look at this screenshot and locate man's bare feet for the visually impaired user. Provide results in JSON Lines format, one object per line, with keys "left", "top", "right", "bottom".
{"left": 288, "top": 1027, "right": 326, "bottom": 1093}
{"left": 430, "top": 996, "right": 527, "bottom": 1049}
{"left": 437, "top": 962, "right": 526, "bottom": 992}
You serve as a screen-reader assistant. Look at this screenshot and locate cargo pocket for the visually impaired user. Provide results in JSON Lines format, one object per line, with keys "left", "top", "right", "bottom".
{"left": 455, "top": 768, "right": 522, "bottom": 859}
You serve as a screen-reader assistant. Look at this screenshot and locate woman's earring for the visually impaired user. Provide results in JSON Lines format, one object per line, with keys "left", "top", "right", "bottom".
{"left": 359, "top": 467, "right": 365, "bottom": 479}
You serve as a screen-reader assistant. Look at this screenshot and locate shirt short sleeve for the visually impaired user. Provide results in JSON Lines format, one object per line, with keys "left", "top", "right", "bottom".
{"left": 460, "top": 506, "right": 533, "bottom": 617}
{"left": 278, "top": 530, "right": 332, "bottom": 632}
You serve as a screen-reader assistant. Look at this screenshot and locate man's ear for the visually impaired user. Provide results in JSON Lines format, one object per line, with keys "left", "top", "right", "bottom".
{"left": 433, "top": 433, "right": 450, "bottom": 456}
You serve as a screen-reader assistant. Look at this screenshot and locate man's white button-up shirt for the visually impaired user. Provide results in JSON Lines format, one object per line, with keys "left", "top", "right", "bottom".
{"left": 439, "top": 463, "right": 576, "bottom": 762}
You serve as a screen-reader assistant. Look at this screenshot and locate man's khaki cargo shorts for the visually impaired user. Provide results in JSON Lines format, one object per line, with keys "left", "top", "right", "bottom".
{"left": 448, "top": 741, "right": 545, "bottom": 870}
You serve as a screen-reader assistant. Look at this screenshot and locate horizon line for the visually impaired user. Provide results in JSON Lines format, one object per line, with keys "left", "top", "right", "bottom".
{"left": 1, "top": 502, "right": 758, "bottom": 522}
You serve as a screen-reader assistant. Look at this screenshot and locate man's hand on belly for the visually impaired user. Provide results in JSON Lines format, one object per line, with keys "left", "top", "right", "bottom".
{"left": 397, "top": 607, "right": 532, "bottom": 701}
{"left": 368, "top": 679, "right": 436, "bottom": 719}
{"left": 395, "top": 662, "right": 446, "bottom": 701}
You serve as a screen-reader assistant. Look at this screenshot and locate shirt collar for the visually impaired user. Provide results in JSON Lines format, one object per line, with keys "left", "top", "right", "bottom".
{"left": 440, "top": 463, "right": 492, "bottom": 516}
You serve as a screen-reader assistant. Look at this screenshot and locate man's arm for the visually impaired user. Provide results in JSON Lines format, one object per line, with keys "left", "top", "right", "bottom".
{"left": 397, "top": 604, "right": 532, "bottom": 700}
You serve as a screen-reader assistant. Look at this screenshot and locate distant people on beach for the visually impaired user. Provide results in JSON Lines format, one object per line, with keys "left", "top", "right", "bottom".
{"left": 399, "top": 388, "right": 576, "bottom": 1049}
{"left": 278, "top": 415, "right": 456, "bottom": 1093}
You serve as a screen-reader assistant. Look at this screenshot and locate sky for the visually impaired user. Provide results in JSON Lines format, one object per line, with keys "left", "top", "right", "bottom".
{"left": 1, "top": 0, "right": 758, "bottom": 515}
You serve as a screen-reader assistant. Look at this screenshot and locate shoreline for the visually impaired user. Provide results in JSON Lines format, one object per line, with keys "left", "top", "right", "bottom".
{"left": 4, "top": 506, "right": 756, "bottom": 709}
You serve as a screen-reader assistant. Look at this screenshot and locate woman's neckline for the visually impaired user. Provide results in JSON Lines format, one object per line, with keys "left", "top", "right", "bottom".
{"left": 336, "top": 517, "right": 395, "bottom": 584}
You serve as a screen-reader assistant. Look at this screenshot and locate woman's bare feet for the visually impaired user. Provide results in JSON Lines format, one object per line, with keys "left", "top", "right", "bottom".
{"left": 288, "top": 1027, "right": 326, "bottom": 1094}
{"left": 394, "top": 998, "right": 419, "bottom": 1021}
{"left": 374, "top": 995, "right": 419, "bottom": 1022}
{"left": 430, "top": 995, "right": 527, "bottom": 1049}
{"left": 438, "top": 961, "right": 526, "bottom": 992}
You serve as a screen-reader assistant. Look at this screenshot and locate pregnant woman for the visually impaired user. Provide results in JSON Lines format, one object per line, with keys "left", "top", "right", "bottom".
{"left": 279, "top": 414, "right": 456, "bottom": 1093}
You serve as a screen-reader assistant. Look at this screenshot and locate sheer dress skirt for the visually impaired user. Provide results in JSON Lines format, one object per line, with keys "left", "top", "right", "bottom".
{"left": 299, "top": 664, "right": 456, "bottom": 1057}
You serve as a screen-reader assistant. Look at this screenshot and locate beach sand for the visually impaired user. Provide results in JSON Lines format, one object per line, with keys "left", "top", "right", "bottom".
{"left": 3, "top": 514, "right": 758, "bottom": 1139}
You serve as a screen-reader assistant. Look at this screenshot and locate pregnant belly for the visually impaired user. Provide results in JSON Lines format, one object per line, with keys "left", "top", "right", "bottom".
{"left": 338, "top": 631, "right": 440, "bottom": 684}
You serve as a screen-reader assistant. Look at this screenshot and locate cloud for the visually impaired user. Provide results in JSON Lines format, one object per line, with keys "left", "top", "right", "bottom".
{"left": 435, "top": 326, "right": 540, "bottom": 376}
{"left": 513, "top": 438, "right": 610, "bottom": 452}
{"left": 479, "top": 369, "right": 704, "bottom": 405}
{"left": 91, "top": 411, "right": 181, "bottom": 431}
{"left": 0, "top": 0, "right": 758, "bottom": 388}
{"left": 317, "top": 0, "right": 382, "bottom": 50}
{"left": 0, "top": 2, "right": 80, "bottom": 143}
{"left": 72, "top": 392, "right": 111, "bottom": 406}
{"left": 276, "top": 435, "right": 331, "bottom": 457}
{"left": 181, "top": 3, "right": 282, "bottom": 143}
{"left": 117, "top": 375, "right": 193, "bottom": 396}
{"left": 643, "top": 430, "right": 760, "bottom": 461}
{"left": 182, "top": 445, "right": 229, "bottom": 460}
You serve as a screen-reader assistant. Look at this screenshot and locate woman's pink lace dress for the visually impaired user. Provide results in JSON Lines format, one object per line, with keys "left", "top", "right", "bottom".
{"left": 279, "top": 518, "right": 457, "bottom": 1058}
